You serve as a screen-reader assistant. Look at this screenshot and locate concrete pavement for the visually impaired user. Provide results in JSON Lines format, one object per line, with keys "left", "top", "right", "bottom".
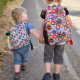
{"left": 1, "top": 0, "right": 80, "bottom": 80}
{"left": 21, "top": 0, "right": 80, "bottom": 80}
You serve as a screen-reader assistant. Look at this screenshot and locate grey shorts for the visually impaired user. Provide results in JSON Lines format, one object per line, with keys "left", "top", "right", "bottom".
{"left": 44, "top": 44, "right": 64, "bottom": 64}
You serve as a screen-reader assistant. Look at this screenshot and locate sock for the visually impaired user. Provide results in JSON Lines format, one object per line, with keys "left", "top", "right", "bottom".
{"left": 46, "top": 73, "right": 50, "bottom": 75}
{"left": 15, "top": 72, "right": 20, "bottom": 76}
{"left": 22, "top": 65, "right": 25, "bottom": 68}
{"left": 54, "top": 73, "right": 59, "bottom": 76}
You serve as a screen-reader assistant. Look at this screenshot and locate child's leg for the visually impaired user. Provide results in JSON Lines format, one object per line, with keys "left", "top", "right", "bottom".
{"left": 13, "top": 50, "right": 23, "bottom": 79}
{"left": 21, "top": 63, "right": 27, "bottom": 71}
{"left": 21, "top": 45, "right": 29, "bottom": 70}
{"left": 14, "top": 65, "right": 20, "bottom": 73}
{"left": 53, "top": 64, "right": 61, "bottom": 80}
{"left": 14, "top": 65, "right": 23, "bottom": 80}
{"left": 44, "top": 61, "right": 61, "bottom": 74}
{"left": 42, "top": 44, "right": 54, "bottom": 80}
{"left": 13, "top": 50, "right": 22, "bottom": 73}
{"left": 44, "top": 44, "right": 54, "bottom": 74}
{"left": 54, "top": 64, "right": 61, "bottom": 74}
{"left": 53, "top": 45, "right": 64, "bottom": 74}
{"left": 45, "top": 63, "right": 51, "bottom": 73}
{"left": 52, "top": 45, "right": 64, "bottom": 80}
{"left": 22, "top": 62, "right": 27, "bottom": 66}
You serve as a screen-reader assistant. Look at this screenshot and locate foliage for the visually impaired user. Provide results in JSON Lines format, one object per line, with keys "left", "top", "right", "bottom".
{"left": 0, "top": 0, "right": 12, "bottom": 16}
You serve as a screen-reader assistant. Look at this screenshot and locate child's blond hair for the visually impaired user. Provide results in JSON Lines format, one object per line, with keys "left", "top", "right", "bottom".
{"left": 44, "top": 0, "right": 62, "bottom": 5}
{"left": 12, "top": 7, "right": 27, "bottom": 23}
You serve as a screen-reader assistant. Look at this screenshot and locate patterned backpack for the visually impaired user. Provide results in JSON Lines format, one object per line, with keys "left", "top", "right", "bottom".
{"left": 9, "top": 22, "right": 30, "bottom": 50}
{"left": 43, "top": 5, "right": 71, "bottom": 45}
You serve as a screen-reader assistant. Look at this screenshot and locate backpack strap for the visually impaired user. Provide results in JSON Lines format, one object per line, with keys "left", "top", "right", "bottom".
{"left": 21, "top": 21, "right": 28, "bottom": 25}
{"left": 30, "top": 40, "right": 33, "bottom": 50}
{"left": 22, "top": 21, "right": 33, "bottom": 50}
{"left": 29, "top": 31, "right": 33, "bottom": 50}
{"left": 25, "top": 22, "right": 33, "bottom": 50}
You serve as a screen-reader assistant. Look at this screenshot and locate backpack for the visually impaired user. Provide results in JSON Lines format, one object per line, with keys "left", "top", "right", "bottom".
{"left": 8, "top": 22, "right": 30, "bottom": 50}
{"left": 43, "top": 5, "right": 71, "bottom": 45}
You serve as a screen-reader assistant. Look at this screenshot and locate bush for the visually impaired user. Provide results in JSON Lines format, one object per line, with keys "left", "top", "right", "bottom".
{"left": 0, "top": 0, "right": 12, "bottom": 16}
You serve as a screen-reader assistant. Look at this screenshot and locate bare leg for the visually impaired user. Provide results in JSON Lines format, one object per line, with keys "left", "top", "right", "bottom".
{"left": 54, "top": 64, "right": 61, "bottom": 74}
{"left": 14, "top": 65, "right": 20, "bottom": 73}
{"left": 45, "top": 63, "right": 51, "bottom": 73}
{"left": 14, "top": 65, "right": 23, "bottom": 79}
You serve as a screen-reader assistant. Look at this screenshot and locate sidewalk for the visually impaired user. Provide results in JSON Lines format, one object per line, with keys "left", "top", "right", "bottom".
{"left": 1, "top": 0, "right": 80, "bottom": 80}
{"left": 21, "top": 0, "right": 79, "bottom": 80}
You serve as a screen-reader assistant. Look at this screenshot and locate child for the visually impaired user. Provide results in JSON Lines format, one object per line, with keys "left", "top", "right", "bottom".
{"left": 39, "top": 0, "right": 72, "bottom": 80}
{"left": 11, "top": 7, "right": 39, "bottom": 80}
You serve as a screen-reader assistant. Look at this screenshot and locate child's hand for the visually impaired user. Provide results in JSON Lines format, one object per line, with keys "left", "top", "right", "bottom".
{"left": 65, "top": 41, "right": 69, "bottom": 44}
{"left": 39, "top": 39, "right": 45, "bottom": 44}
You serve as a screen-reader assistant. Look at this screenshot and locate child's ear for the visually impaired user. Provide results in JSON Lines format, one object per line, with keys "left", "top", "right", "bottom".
{"left": 19, "top": 16, "right": 22, "bottom": 20}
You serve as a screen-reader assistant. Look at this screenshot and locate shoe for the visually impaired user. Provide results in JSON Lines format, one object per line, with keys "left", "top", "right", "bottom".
{"left": 53, "top": 73, "right": 60, "bottom": 80}
{"left": 42, "top": 74, "right": 51, "bottom": 80}
{"left": 21, "top": 66, "right": 26, "bottom": 71}
{"left": 14, "top": 74, "right": 23, "bottom": 80}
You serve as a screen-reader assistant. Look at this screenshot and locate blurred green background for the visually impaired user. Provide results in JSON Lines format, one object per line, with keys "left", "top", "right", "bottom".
{"left": 0, "top": 0, "right": 13, "bottom": 16}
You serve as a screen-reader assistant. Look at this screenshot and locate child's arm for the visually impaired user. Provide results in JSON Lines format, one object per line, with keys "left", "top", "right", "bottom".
{"left": 67, "top": 15, "right": 72, "bottom": 32}
{"left": 39, "top": 19, "right": 45, "bottom": 44}
{"left": 29, "top": 29, "right": 39, "bottom": 39}
{"left": 66, "top": 15, "right": 73, "bottom": 45}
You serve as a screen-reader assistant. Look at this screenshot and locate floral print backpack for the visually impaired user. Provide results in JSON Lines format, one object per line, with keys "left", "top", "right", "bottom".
{"left": 43, "top": 5, "right": 71, "bottom": 45}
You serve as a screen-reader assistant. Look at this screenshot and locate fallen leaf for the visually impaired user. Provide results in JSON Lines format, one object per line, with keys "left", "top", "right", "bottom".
{"left": 0, "top": 76, "right": 3, "bottom": 80}
{"left": 0, "top": 53, "right": 1, "bottom": 55}
{"left": 0, "top": 59, "right": 4, "bottom": 62}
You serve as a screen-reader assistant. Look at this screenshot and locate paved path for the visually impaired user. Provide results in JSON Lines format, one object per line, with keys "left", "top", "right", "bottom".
{"left": 1, "top": 0, "right": 80, "bottom": 80}
{"left": 21, "top": 0, "right": 80, "bottom": 80}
